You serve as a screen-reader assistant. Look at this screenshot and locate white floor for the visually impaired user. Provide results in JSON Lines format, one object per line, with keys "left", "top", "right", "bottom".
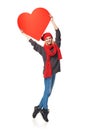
{"left": 0, "top": 73, "right": 87, "bottom": 130}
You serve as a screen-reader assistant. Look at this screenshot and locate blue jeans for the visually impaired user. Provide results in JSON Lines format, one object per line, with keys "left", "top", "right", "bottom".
{"left": 39, "top": 74, "right": 56, "bottom": 109}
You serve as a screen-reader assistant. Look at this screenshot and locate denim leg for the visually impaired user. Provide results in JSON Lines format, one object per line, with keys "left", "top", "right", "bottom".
{"left": 49, "top": 74, "right": 56, "bottom": 96}
{"left": 39, "top": 74, "right": 56, "bottom": 109}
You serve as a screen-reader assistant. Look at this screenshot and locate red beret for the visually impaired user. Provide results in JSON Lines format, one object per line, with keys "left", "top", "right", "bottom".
{"left": 41, "top": 32, "right": 53, "bottom": 41}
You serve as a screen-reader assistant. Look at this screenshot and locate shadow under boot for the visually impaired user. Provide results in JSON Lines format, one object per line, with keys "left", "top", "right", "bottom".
{"left": 32, "top": 106, "right": 41, "bottom": 118}
{"left": 40, "top": 108, "right": 49, "bottom": 122}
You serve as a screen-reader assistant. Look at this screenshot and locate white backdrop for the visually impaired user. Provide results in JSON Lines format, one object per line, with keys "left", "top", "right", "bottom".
{"left": 0, "top": 0, "right": 87, "bottom": 130}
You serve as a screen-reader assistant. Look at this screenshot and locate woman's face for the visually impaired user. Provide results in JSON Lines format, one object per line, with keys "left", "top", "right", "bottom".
{"left": 45, "top": 36, "right": 53, "bottom": 45}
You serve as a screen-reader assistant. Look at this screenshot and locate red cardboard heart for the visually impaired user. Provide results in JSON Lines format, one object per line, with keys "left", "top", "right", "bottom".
{"left": 17, "top": 8, "right": 51, "bottom": 41}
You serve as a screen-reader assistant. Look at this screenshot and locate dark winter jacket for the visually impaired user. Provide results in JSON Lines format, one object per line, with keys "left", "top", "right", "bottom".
{"left": 29, "top": 29, "right": 61, "bottom": 77}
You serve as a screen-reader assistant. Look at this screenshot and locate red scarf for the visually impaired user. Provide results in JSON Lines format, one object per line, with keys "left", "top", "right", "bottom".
{"left": 44, "top": 43, "right": 62, "bottom": 78}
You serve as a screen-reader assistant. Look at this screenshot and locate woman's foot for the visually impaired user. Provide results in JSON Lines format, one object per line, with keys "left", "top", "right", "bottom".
{"left": 40, "top": 108, "right": 49, "bottom": 122}
{"left": 32, "top": 106, "right": 41, "bottom": 118}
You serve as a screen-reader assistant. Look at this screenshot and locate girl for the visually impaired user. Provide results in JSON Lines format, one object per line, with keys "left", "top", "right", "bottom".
{"left": 21, "top": 16, "right": 62, "bottom": 122}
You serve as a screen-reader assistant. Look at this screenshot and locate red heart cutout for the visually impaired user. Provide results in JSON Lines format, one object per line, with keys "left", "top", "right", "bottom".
{"left": 17, "top": 8, "right": 51, "bottom": 41}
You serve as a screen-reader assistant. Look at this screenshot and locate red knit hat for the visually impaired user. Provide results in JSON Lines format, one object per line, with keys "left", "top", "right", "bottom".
{"left": 41, "top": 32, "right": 53, "bottom": 41}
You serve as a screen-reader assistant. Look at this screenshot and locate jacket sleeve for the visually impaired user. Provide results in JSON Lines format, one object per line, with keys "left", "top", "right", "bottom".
{"left": 55, "top": 29, "right": 61, "bottom": 48}
{"left": 29, "top": 39, "right": 44, "bottom": 55}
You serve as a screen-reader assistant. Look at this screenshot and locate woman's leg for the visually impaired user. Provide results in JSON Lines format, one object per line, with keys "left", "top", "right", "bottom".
{"left": 39, "top": 77, "right": 52, "bottom": 109}
{"left": 49, "top": 74, "right": 56, "bottom": 97}
{"left": 38, "top": 75, "right": 56, "bottom": 122}
{"left": 32, "top": 75, "right": 56, "bottom": 119}
{"left": 39, "top": 75, "right": 56, "bottom": 109}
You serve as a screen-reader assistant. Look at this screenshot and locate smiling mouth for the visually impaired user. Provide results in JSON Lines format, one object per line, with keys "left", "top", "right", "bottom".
{"left": 47, "top": 43, "right": 52, "bottom": 45}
